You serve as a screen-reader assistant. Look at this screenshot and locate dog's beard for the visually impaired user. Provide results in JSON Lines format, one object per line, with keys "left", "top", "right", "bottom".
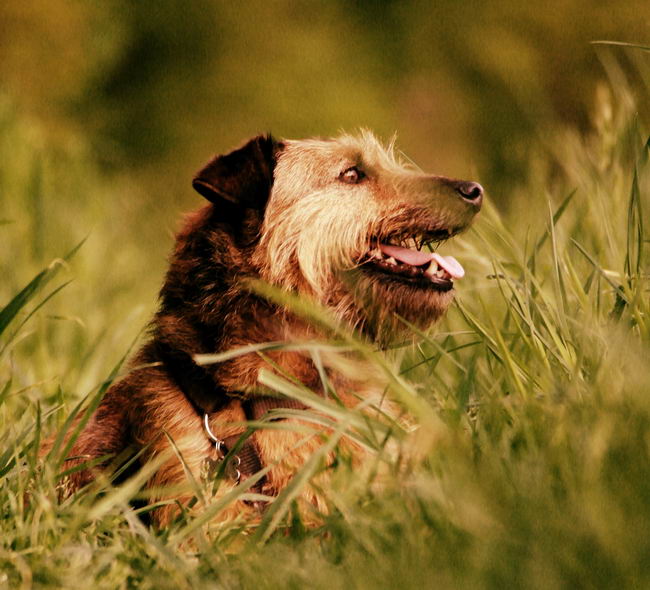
{"left": 331, "top": 269, "right": 454, "bottom": 342}
{"left": 258, "top": 188, "right": 382, "bottom": 295}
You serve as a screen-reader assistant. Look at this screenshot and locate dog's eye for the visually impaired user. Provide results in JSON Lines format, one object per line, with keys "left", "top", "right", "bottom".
{"left": 339, "top": 166, "right": 365, "bottom": 184}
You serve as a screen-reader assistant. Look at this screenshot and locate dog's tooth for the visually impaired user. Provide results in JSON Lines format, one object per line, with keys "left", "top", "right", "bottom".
{"left": 386, "top": 257, "right": 397, "bottom": 266}
{"left": 424, "top": 260, "right": 438, "bottom": 276}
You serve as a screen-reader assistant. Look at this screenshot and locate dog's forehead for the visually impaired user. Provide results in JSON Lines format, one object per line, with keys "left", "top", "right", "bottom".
{"left": 281, "top": 132, "right": 400, "bottom": 171}
{"left": 282, "top": 136, "right": 360, "bottom": 163}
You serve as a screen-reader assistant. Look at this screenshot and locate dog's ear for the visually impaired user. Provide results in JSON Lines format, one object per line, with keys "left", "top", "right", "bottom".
{"left": 192, "top": 135, "right": 282, "bottom": 210}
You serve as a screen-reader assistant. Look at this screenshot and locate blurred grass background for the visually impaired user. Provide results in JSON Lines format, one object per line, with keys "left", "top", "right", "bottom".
{"left": 1, "top": 2, "right": 650, "bottom": 588}
{"left": 3, "top": 0, "right": 650, "bottom": 186}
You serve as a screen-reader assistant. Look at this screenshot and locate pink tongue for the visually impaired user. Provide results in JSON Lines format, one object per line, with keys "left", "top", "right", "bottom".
{"left": 379, "top": 244, "right": 465, "bottom": 279}
{"left": 379, "top": 244, "right": 433, "bottom": 266}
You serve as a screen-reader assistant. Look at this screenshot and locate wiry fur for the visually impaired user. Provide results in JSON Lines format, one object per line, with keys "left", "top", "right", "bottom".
{"left": 41, "top": 131, "right": 482, "bottom": 526}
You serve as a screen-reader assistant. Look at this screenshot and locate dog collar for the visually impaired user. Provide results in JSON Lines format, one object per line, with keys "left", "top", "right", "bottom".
{"left": 201, "top": 396, "right": 309, "bottom": 494}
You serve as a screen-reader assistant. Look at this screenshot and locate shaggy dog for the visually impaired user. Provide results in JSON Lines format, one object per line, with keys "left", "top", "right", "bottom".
{"left": 43, "top": 131, "right": 483, "bottom": 525}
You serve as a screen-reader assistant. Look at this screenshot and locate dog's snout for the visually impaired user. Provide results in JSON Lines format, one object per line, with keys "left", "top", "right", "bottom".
{"left": 455, "top": 181, "right": 484, "bottom": 207}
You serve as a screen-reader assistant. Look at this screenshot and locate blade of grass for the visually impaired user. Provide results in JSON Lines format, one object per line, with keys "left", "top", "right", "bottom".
{"left": 252, "top": 425, "right": 346, "bottom": 544}
{"left": 528, "top": 189, "right": 577, "bottom": 267}
{"left": 591, "top": 40, "right": 650, "bottom": 52}
{"left": 0, "top": 280, "right": 73, "bottom": 355}
{"left": 0, "top": 237, "right": 85, "bottom": 337}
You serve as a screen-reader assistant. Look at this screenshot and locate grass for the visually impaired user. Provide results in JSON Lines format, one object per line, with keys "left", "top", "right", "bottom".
{"left": 1, "top": 82, "right": 649, "bottom": 589}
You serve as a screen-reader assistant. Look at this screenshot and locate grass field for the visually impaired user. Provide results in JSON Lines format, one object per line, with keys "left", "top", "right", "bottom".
{"left": 1, "top": 83, "right": 649, "bottom": 589}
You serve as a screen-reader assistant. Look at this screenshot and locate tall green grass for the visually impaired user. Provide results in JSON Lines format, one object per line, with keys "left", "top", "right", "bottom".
{"left": 1, "top": 82, "right": 649, "bottom": 589}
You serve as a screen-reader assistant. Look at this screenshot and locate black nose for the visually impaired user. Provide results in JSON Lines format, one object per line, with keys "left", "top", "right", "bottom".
{"left": 455, "top": 181, "right": 484, "bottom": 207}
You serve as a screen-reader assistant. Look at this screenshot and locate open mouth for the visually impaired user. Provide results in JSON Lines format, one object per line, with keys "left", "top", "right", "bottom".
{"left": 358, "top": 231, "right": 465, "bottom": 291}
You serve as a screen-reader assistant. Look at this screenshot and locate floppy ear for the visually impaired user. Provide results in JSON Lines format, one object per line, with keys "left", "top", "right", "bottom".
{"left": 192, "top": 134, "right": 282, "bottom": 210}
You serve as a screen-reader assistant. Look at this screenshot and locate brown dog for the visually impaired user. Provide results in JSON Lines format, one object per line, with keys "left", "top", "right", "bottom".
{"left": 44, "top": 131, "right": 483, "bottom": 525}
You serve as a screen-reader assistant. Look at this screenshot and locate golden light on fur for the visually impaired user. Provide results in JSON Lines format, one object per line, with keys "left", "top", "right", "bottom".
{"left": 41, "top": 130, "right": 483, "bottom": 527}
{"left": 258, "top": 131, "right": 481, "bottom": 338}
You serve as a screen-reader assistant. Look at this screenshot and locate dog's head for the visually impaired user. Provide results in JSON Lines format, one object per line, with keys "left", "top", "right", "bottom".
{"left": 193, "top": 132, "right": 482, "bottom": 338}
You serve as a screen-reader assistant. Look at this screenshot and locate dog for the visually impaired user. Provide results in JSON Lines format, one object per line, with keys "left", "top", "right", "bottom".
{"left": 43, "top": 131, "right": 483, "bottom": 526}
